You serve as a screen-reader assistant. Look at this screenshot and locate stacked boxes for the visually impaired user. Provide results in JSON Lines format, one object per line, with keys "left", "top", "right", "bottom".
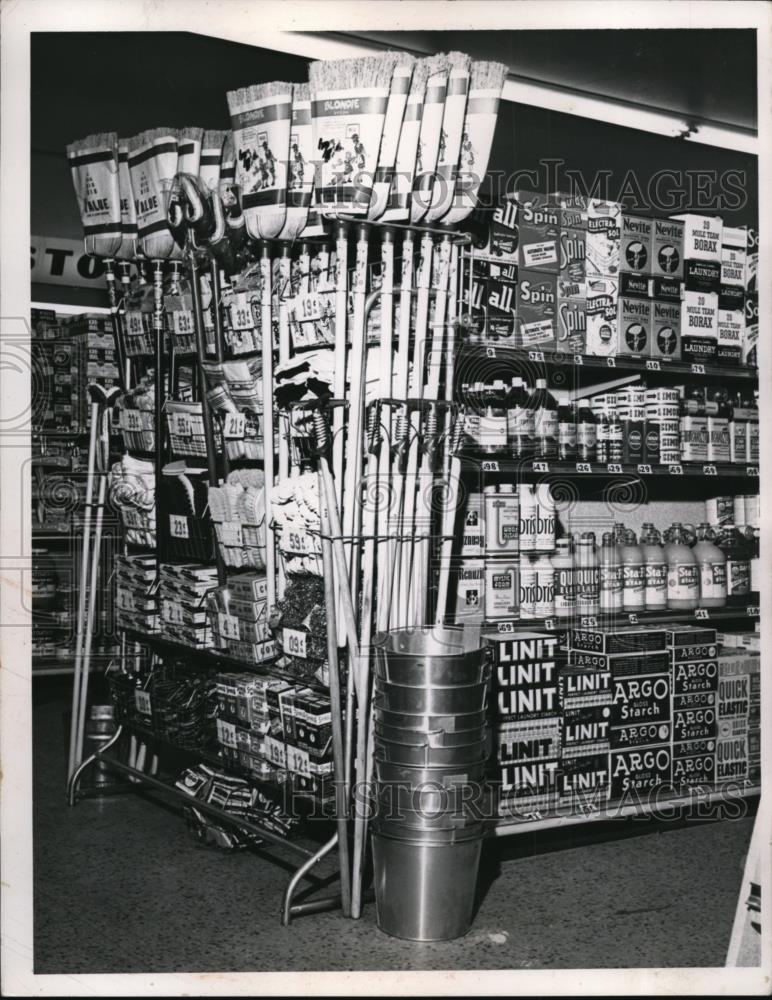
{"left": 264, "top": 684, "right": 334, "bottom": 788}
{"left": 114, "top": 555, "right": 159, "bottom": 634}
{"left": 715, "top": 637, "right": 761, "bottom": 787}
{"left": 666, "top": 626, "right": 719, "bottom": 793}
{"left": 558, "top": 656, "right": 612, "bottom": 811}
{"left": 159, "top": 563, "right": 219, "bottom": 648}
{"left": 206, "top": 573, "right": 276, "bottom": 664}
{"left": 450, "top": 491, "right": 485, "bottom": 625}
{"left": 671, "top": 213, "right": 721, "bottom": 363}
{"left": 215, "top": 672, "right": 287, "bottom": 778}
{"left": 488, "top": 632, "right": 562, "bottom": 816}
{"left": 617, "top": 272, "right": 652, "bottom": 358}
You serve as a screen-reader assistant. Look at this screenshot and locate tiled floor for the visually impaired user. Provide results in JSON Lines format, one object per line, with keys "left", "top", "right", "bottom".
{"left": 33, "top": 679, "right": 754, "bottom": 973}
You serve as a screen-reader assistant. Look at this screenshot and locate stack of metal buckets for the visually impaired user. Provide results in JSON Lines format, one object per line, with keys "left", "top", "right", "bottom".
{"left": 370, "top": 626, "right": 491, "bottom": 941}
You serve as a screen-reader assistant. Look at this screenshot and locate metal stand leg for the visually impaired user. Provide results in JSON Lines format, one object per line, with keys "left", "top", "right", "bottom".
{"left": 281, "top": 833, "right": 338, "bottom": 926}
{"left": 67, "top": 724, "right": 124, "bottom": 806}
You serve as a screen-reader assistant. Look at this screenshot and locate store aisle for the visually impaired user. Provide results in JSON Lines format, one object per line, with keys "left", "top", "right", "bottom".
{"left": 33, "top": 681, "right": 753, "bottom": 974}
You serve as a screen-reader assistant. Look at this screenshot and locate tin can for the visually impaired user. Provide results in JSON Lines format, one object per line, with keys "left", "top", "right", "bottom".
{"left": 518, "top": 556, "right": 537, "bottom": 619}
{"left": 484, "top": 557, "right": 520, "bottom": 622}
{"left": 484, "top": 484, "right": 519, "bottom": 555}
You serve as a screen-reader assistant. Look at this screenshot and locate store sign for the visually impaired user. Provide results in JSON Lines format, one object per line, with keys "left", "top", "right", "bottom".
{"left": 31, "top": 235, "right": 107, "bottom": 288}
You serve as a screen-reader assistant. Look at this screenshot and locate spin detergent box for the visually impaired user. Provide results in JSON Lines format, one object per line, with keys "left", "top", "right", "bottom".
{"left": 513, "top": 190, "right": 560, "bottom": 272}
{"left": 516, "top": 269, "right": 557, "bottom": 349}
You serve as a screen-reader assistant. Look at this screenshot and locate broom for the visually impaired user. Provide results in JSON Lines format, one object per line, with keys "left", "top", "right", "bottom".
{"left": 409, "top": 55, "right": 449, "bottom": 225}
{"left": 425, "top": 53, "right": 471, "bottom": 224}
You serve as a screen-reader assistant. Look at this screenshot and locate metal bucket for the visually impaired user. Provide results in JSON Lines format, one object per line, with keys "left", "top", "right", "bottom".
{"left": 372, "top": 828, "right": 483, "bottom": 940}
{"left": 374, "top": 754, "right": 487, "bottom": 790}
{"left": 374, "top": 706, "right": 487, "bottom": 735}
{"left": 376, "top": 776, "right": 487, "bottom": 816}
{"left": 375, "top": 787, "right": 485, "bottom": 832}
{"left": 84, "top": 705, "right": 117, "bottom": 788}
{"left": 376, "top": 733, "right": 487, "bottom": 768}
{"left": 374, "top": 626, "right": 490, "bottom": 687}
{"left": 374, "top": 718, "right": 487, "bottom": 748}
{"left": 374, "top": 679, "right": 489, "bottom": 715}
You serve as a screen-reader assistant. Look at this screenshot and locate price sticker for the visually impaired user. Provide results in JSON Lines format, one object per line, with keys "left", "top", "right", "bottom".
{"left": 125, "top": 311, "right": 145, "bottom": 337}
{"left": 703, "top": 464, "right": 718, "bottom": 476}
{"left": 162, "top": 599, "right": 185, "bottom": 625}
{"left": 695, "top": 608, "right": 710, "bottom": 621}
{"left": 668, "top": 464, "right": 684, "bottom": 476}
{"left": 606, "top": 356, "right": 616, "bottom": 368}
{"left": 544, "top": 618, "right": 557, "bottom": 631}
{"left": 691, "top": 363, "right": 706, "bottom": 375}
{"left": 532, "top": 461, "right": 549, "bottom": 472}
{"left": 220, "top": 521, "right": 244, "bottom": 547}
{"left": 287, "top": 744, "right": 311, "bottom": 777}
{"left": 123, "top": 507, "right": 144, "bottom": 529}
{"left": 169, "top": 514, "right": 189, "bottom": 538}
{"left": 134, "top": 689, "right": 152, "bottom": 716}
{"left": 229, "top": 292, "right": 254, "bottom": 331}
{"left": 481, "top": 460, "right": 500, "bottom": 472}
{"left": 116, "top": 586, "right": 135, "bottom": 612}
{"left": 607, "top": 463, "right": 623, "bottom": 474}
{"left": 172, "top": 412, "right": 193, "bottom": 437}
{"left": 122, "top": 409, "right": 143, "bottom": 432}
{"left": 581, "top": 616, "right": 598, "bottom": 628}
{"left": 746, "top": 466, "right": 759, "bottom": 477}
{"left": 223, "top": 412, "right": 246, "bottom": 439}
{"left": 747, "top": 605, "right": 760, "bottom": 618}
{"left": 292, "top": 292, "right": 324, "bottom": 323}
{"left": 486, "top": 346, "right": 496, "bottom": 358}
{"left": 217, "top": 719, "right": 238, "bottom": 749}
{"left": 573, "top": 354, "right": 584, "bottom": 366}
{"left": 637, "top": 464, "right": 653, "bottom": 475}
{"left": 496, "top": 621, "right": 515, "bottom": 634}
{"left": 628, "top": 613, "right": 639, "bottom": 625}
{"left": 286, "top": 530, "right": 311, "bottom": 554}
{"left": 528, "top": 350, "right": 545, "bottom": 363}
{"left": 576, "top": 462, "right": 592, "bottom": 473}
{"left": 171, "top": 310, "right": 195, "bottom": 337}
{"left": 645, "top": 360, "right": 661, "bottom": 371}
{"left": 218, "top": 612, "right": 240, "bottom": 640}
{"left": 283, "top": 627, "right": 307, "bottom": 659}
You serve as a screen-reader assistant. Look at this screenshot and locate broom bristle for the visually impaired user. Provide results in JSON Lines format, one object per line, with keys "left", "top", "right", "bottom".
{"left": 409, "top": 58, "right": 430, "bottom": 95}
{"left": 421, "top": 53, "right": 449, "bottom": 80}
{"left": 309, "top": 52, "right": 399, "bottom": 94}
{"left": 227, "top": 81, "right": 293, "bottom": 114}
{"left": 446, "top": 51, "right": 472, "bottom": 72}
{"left": 203, "top": 129, "right": 227, "bottom": 148}
{"left": 127, "top": 128, "right": 177, "bottom": 153}
{"left": 294, "top": 82, "right": 310, "bottom": 102}
{"left": 177, "top": 126, "right": 203, "bottom": 143}
{"left": 470, "top": 60, "right": 508, "bottom": 90}
{"left": 66, "top": 132, "right": 118, "bottom": 155}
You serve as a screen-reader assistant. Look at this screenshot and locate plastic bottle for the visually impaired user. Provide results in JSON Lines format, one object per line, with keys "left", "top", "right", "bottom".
{"left": 620, "top": 529, "right": 646, "bottom": 612}
{"left": 519, "top": 555, "right": 537, "bottom": 619}
{"left": 551, "top": 538, "right": 575, "bottom": 620}
{"left": 534, "top": 484, "right": 556, "bottom": 553}
{"left": 599, "top": 532, "right": 623, "bottom": 614}
{"left": 729, "top": 391, "right": 748, "bottom": 465}
{"left": 576, "top": 397, "right": 597, "bottom": 462}
{"left": 718, "top": 526, "right": 751, "bottom": 604}
{"left": 693, "top": 523, "right": 727, "bottom": 608}
{"left": 532, "top": 378, "right": 558, "bottom": 459}
{"left": 575, "top": 532, "right": 600, "bottom": 617}
{"left": 665, "top": 522, "right": 700, "bottom": 610}
{"left": 641, "top": 526, "right": 668, "bottom": 611}
{"left": 507, "top": 377, "right": 533, "bottom": 459}
{"left": 557, "top": 392, "right": 577, "bottom": 461}
{"left": 479, "top": 380, "right": 508, "bottom": 454}
{"left": 533, "top": 552, "right": 555, "bottom": 619}
{"left": 747, "top": 390, "right": 759, "bottom": 464}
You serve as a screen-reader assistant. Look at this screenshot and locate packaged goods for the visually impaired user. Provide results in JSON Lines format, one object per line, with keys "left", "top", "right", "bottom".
{"left": 558, "top": 226, "right": 586, "bottom": 295}
{"left": 556, "top": 295, "right": 586, "bottom": 353}
{"left": 679, "top": 396, "right": 709, "bottom": 463}
{"left": 599, "top": 532, "right": 623, "bottom": 614}
{"left": 513, "top": 190, "right": 560, "bottom": 271}
{"left": 498, "top": 717, "right": 561, "bottom": 763}
{"left": 553, "top": 189, "right": 588, "bottom": 229}
{"left": 681, "top": 290, "right": 718, "bottom": 363}
{"left": 478, "top": 381, "right": 509, "bottom": 453}
{"left": 570, "top": 649, "right": 671, "bottom": 676}
{"left": 486, "top": 260, "right": 518, "bottom": 343}
{"left": 484, "top": 556, "right": 519, "bottom": 621}
{"left": 560, "top": 704, "right": 611, "bottom": 753}
{"left": 461, "top": 492, "right": 485, "bottom": 557}
{"left": 706, "top": 392, "right": 731, "bottom": 463}
{"left": 576, "top": 397, "right": 597, "bottom": 460}
{"left": 650, "top": 300, "right": 681, "bottom": 361}
{"left": 586, "top": 277, "right": 618, "bottom": 356}
{"left": 518, "top": 557, "right": 537, "bottom": 619}
{"left": 611, "top": 672, "right": 670, "bottom": 728}
{"left": 665, "top": 523, "right": 700, "bottom": 610}
{"left": 706, "top": 495, "right": 735, "bottom": 528}
{"left": 557, "top": 394, "right": 577, "bottom": 460}
{"left": 620, "top": 531, "right": 646, "bottom": 612}
{"left": 617, "top": 286, "right": 652, "bottom": 358}
{"left": 652, "top": 218, "right": 684, "bottom": 279}
{"left": 610, "top": 745, "right": 671, "bottom": 799}
{"left": 716, "top": 308, "right": 744, "bottom": 366}
{"left": 684, "top": 259, "right": 722, "bottom": 295}
{"left": 516, "top": 269, "right": 557, "bottom": 348}
{"left": 484, "top": 484, "right": 518, "bottom": 555}
{"left": 621, "top": 214, "right": 653, "bottom": 274}
{"left": 532, "top": 379, "right": 558, "bottom": 459}
{"left": 498, "top": 756, "right": 560, "bottom": 812}
{"left": 451, "top": 558, "right": 485, "bottom": 624}
{"left": 533, "top": 553, "right": 555, "bottom": 619}
{"left": 507, "top": 378, "right": 534, "bottom": 458}
{"left": 559, "top": 661, "right": 612, "bottom": 708}
{"left": 673, "top": 704, "right": 716, "bottom": 743}
{"left": 671, "top": 213, "right": 722, "bottom": 291}
{"left": 558, "top": 751, "right": 610, "bottom": 807}
{"left": 610, "top": 722, "right": 671, "bottom": 751}
{"left": 719, "top": 226, "right": 746, "bottom": 311}
{"left": 651, "top": 275, "right": 684, "bottom": 302}
{"left": 551, "top": 538, "right": 575, "bottom": 619}
{"left": 586, "top": 199, "right": 621, "bottom": 276}
{"left": 488, "top": 632, "right": 561, "bottom": 721}
{"left": 672, "top": 738, "right": 716, "bottom": 791}
{"left": 475, "top": 198, "right": 518, "bottom": 262}
{"left": 745, "top": 225, "right": 758, "bottom": 293}
{"left": 569, "top": 624, "right": 669, "bottom": 655}
{"left": 743, "top": 293, "right": 758, "bottom": 367}
{"left": 574, "top": 532, "right": 600, "bottom": 617}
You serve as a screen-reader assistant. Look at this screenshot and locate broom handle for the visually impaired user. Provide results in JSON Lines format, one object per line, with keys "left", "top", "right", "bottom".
{"left": 434, "top": 453, "right": 462, "bottom": 626}
{"left": 375, "top": 232, "right": 395, "bottom": 635}
{"left": 398, "top": 232, "right": 433, "bottom": 627}
{"left": 333, "top": 227, "right": 348, "bottom": 647}
{"left": 387, "top": 232, "right": 413, "bottom": 629}
{"left": 277, "top": 246, "right": 292, "bottom": 601}
{"left": 259, "top": 244, "right": 276, "bottom": 611}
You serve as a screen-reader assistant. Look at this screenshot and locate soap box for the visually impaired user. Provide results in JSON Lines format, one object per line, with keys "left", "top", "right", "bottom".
{"left": 558, "top": 661, "right": 612, "bottom": 709}
{"left": 516, "top": 269, "right": 557, "bottom": 348}
{"left": 617, "top": 293, "right": 652, "bottom": 358}
{"left": 560, "top": 703, "right": 611, "bottom": 754}
{"left": 486, "top": 260, "right": 518, "bottom": 344}
{"left": 720, "top": 225, "right": 747, "bottom": 309}
{"left": 652, "top": 218, "right": 684, "bottom": 279}
{"left": 556, "top": 295, "right": 586, "bottom": 354}
{"left": 681, "top": 289, "right": 718, "bottom": 363}
{"left": 650, "top": 299, "right": 681, "bottom": 360}
{"left": 585, "top": 276, "right": 618, "bottom": 356}
{"left": 717, "top": 308, "right": 744, "bottom": 366}
{"left": 558, "top": 751, "right": 611, "bottom": 808}
{"left": 514, "top": 190, "right": 560, "bottom": 271}
{"left": 497, "top": 716, "right": 560, "bottom": 763}
{"left": 558, "top": 227, "right": 586, "bottom": 293}
{"left": 610, "top": 745, "right": 672, "bottom": 800}
{"left": 586, "top": 199, "right": 621, "bottom": 276}
{"left": 621, "top": 214, "right": 653, "bottom": 274}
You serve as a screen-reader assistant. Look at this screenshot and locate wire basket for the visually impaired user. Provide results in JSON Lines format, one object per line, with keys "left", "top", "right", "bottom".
{"left": 166, "top": 401, "right": 223, "bottom": 459}
{"left": 213, "top": 519, "right": 266, "bottom": 570}
{"left": 117, "top": 407, "right": 155, "bottom": 452}
{"left": 118, "top": 503, "right": 156, "bottom": 548}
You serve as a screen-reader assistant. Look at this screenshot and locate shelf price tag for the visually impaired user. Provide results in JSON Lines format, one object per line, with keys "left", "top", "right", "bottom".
{"left": 169, "top": 514, "right": 189, "bottom": 538}
{"left": 125, "top": 311, "right": 145, "bottom": 337}
{"left": 695, "top": 608, "right": 710, "bottom": 620}
{"left": 581, "top": 616, "right": 598, "bottom": 628}
{"left": 171, "top": 310, "right": 195, "bottom": 337}
{"left": 691, "top": 363, "right": 706, "bottom": 375}
{"left": 121, "top": 409, "right": 143, "bottom": 432}
{"left": 668, "top": 464, "right": 684, "bottom": 475}
{"left": 123, "top": 507, "right": 144, "bottom": 529}
{"left": 218, "top": 612, "right": 240, "bottom": 641}
{"left": 223, "top": 412, "right": 246, "bottom": 439}
{"left": 116, "top": 586, "right": 135, "bottom": 612}
{"left": 496, "top": 621, "right": 516, "bottom": 634}
{"left": 746, "top": 466, "right": 759, "bottom": 477}
{"left": 283, "top": 627, "right": 307, "bottom": 659}
{"left": 645, "top": 360, "right": 661, "bottom": 371}
{"left": 134, "top": 689, "right": 152, "bottom": 716}
{"left": 292, "top": 292, "right": 324, "bottom": 323}
{"left": 528, "top": 350, "right": 545, "bottom": 363}
{"left": 217, "top": 719, "right": 238, "bottom": 749}
{"left": 747, "top": 605, "right": 760, "bottom": 618}
{"left": 481, "top": 460, "right": 500, "bottom": 472}
{"left": 637, "top": 464, "right": 653, "bottom": 475}
{"left": 485, "top": 346, "right": 496, "bottom": 358}
{"left": 171, "top": 411, "right": 193, "bottom": 437}
{"left": 544, "top": 618, "right": 557, "bottom": 631}
{"left": 607, "top": 463, "right": 623, "bottom": 474}
{"left": 573, "top": 354, "right": 584, "bottom": 366}
{"left": 162, "top": 600, "right": 185, "bottom": 625}
{"left": 703, "top": 464, "right": 718, "bottom": 476}
{"left": 285, "top": 529, "right": 312, "bottom": 554}
{"left": 532, "top": 461, "right": 549, "bottom": 472}
{"left": 287, "top": 744, "right": 311, "bottom": 777}
{"left": 606, "top": 357, "right": 616, "bottom": 368}
{"left": 628, "top": 613, "right": 639, "bottom": 625}
{"left": 576, "top": 462, "right": 592, "bottom": 473}
{"left": 229, "top": 292, "right": 255, "bottom": 331}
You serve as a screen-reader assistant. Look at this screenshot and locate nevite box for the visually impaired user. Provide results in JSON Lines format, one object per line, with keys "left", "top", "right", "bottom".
{"left": 621, "top": 215, "right": 654, "bottom": 274}
{"left": 650, "top": 299, "right": 681, "bottom": 360}
{"left": 652, "top": 218, "right": 684, "bottom": 279}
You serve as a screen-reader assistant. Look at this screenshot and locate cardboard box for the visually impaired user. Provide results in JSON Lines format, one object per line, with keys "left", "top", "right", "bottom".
{"left": 569, "top": 649, "right": 671, "bottom": 677}
{"left": 553, "top": 189, "right": 588, "bottom": 230}
{"left": 717, "top": 308, "right": 744, "bottom": 366}
{"left": 743, "top": 293, "right": 758, "bottom": 366}
{"left": 673, "top": 704, "right": 717, "bottom": 742}
{"left": 673, "top": 738, "right": 716, "bottom": 790}
{"left": 586, "top": 199, "right": 621, "bottom": 276}
{"left": 569, "top": 624, "right": 668, "bottom": 654}
{"left": 671, "top": 658, "right": 719, "bottom": 696}
{"left": 621, "top": 215, "right": 653, "bottom": 274}
{"left": 611, "top": 673, "right": 671, "bottom": 727}
{"left": 610, "top": 745, "right": 671, "bottom": 800}
{"left": 720, "top": 226, "right": 746, "bottom": 310}
{"left": 558, "top": 662, "right": 612, "bottom": 709}
{"left": 516, "top": 269, "right": 557, "bottom": 348}
{"left": 460, "top": 492, "right": 484, "bottom": 557}
{"left": 672, "top": 213, "right": 722, "bottom": 262}
{"left": 514, "top": 191, "right": 560, "bottom": 271}
{"left": 666, "top": 625, "right": 717, "bottom": 648}
{"left": 560, "top": 703, "right": 611, "bottom": 753}
{"left": 685, "top": 259, "right": 721, "bottom": 294}
{"left": 558, "top": 752, "right": 611, "bottom": 807}
{"left": 498, "top": 757, "right": 560, "bottom": 808}
{"left": 651, "top": 275, "right": 683, "bottom": 302}
{"left": 744, "top": 225, "right": 758, "bottom": 293}
{"left": 478, "top": 199, "right": 519, "bottom": 262}
{"left": 490, "top": 633, "right": 561, "bottom": 721}
{"left": 497, "top": 717, "right": 560, "bottom": 763}
{"left": 556, "top": 296, "right": 586, "bottom": 353}
{"left": 617, "top": 294, "right": 652, "bottom": 357}
{"left": 558, "top": 227, "right": 586, "bottom": 293}
{"left": 652, "top": 218, "right": 684, "bottom": 279}
{"left": 486, "top": 260, "right": 518, "bottom": 343}
{"left": 610, "top": 721, "right": 671, "bottom": 751}
{"left": 650, "top": 299, "right": 681, "bottom": 360}
{"left": 451, "top": 558, "right": 484, "bottom": 625}
{"left": 585, "top": 276, "right": 618, "bottom": 356}
{"left": 715, "top": 734, "right": 752, "bottom": 783}
{"left": 681, "top": 289, "right": 718, "bottom": 363}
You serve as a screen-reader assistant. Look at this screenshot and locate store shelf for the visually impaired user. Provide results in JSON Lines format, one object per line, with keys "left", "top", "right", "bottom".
{"left": 457, "top": 342, "right": 759, "bottom": 383}
{"left": 460, "top": 453, "right": 759, "bottom": 482}
{"left": 492, "top": 784, "right": 761, "bottom": 837}
{"left": 482, "top": 602, "right": 760, "bottom": 634}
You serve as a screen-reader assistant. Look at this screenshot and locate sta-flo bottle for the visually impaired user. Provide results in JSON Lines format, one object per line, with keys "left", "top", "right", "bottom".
{"left": 620, "top": 529, "right": 646, "bottom": 612}
{"left": 599, "top": 532, "right": 623, "bottom": 614}
{"left": 693, "top": 522, "right": 727, "bottom": 607}
{"left": 665, "top": 522, "right": 700, "bottom": 610}
{"left": 641, "top": 526, "right": 667, "bottom": 611}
